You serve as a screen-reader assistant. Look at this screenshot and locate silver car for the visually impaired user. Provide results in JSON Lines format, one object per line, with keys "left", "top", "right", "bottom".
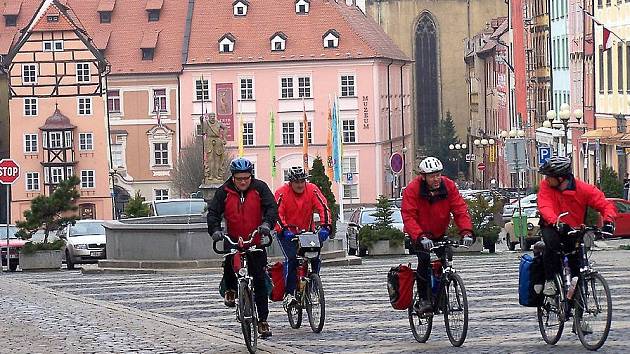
{"left": 346, "top": 207, "right": 404, "bottom": 256}
{"left": 59, "top": 220, "right": 106, "bottom": 269}
{"left": 147, "top": 198, "right": 207, "bottom": 216}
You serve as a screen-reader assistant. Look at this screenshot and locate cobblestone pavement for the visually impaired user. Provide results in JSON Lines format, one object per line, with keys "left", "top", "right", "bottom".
{"left": 2, "top": 242, "right": 630, "bottom": 353}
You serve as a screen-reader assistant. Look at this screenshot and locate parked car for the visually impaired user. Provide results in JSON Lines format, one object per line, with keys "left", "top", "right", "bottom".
{"left": 0, "top": 225, "right": 26, "bottom": 271}
{"left": 147, "top": 198, "right": 207, "bottom": 216}
{"left": 503, "top": 206, "right": 541, "bottom": 251}
{"left": 58, "top": 220, "right": 106, "bottom": 269}
{"left": 502, "top": 193, "right": 537, "bottom": 222}
{"left": 598, "top": 198, "right": 630, "bottom": 238}
{"left": 346, "top": 207, "right": 404, "bottom": 256}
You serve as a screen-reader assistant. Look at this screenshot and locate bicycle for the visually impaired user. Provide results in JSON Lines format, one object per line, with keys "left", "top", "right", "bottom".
{"left": 537, "top": 213, "right": 612, "bottom": 351}
{"left": 213, "top": 231, "right": 272, "bottom": 354}
{"left": 283, "top": 226, "right": 326, "bottom": 333}
{"left": 408, "top": 237, "right": 469, "bottom": 347}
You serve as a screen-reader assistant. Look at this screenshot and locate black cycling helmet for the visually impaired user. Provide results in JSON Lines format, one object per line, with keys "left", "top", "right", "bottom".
{"left": 538, "top": 156, "right": 571, "bottom": 177}
{"left": 230, "top": 158, "right": 254, "bottom": 175}
{"left": 287, "top": 166, "right": 309, "bottom": 182}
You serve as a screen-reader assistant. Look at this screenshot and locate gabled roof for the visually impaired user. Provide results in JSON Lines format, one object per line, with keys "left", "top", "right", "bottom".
{"left": 270, "top": 31, "right": 287, "bottom": 41}
{"left": 232, "top": 0, "right": 249, "bottom": 6}
{"left": 40, "top": 108, "right": 77, "bottom": 131}
{"left": 323, "top": 29, "right": 340, "bottom": 38}
{"left": 186, "top": 0, "right": 409, "bottom": 64}
{"left": 219, "top": 33, "right": 236, "bottom": 42}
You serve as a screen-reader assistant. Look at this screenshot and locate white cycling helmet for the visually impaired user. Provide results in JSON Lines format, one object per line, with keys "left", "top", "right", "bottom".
{"left": 418, "top": 157, "right": 443, "bottom": 174}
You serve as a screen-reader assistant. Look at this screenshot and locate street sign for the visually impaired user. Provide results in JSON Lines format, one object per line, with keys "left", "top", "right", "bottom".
{"left": 465, "top": 153, "right": 475, "bottom": 162}
{"left": 389, "top": 152, "right": 403, "bottom": 174}
{"left": 505, "top": 138, "right": 528, "bottom": 173}
{"left": 538, "top": 146, "right": 552, "bottom": 165}
{"left": 346, "top": 172, "right": 353, "bottom": 181}
{"left": 477, "top": 162, "right": 486, "bottom": 171}
{"left": 0, "top": 159, "right": 20, "bottom": 185}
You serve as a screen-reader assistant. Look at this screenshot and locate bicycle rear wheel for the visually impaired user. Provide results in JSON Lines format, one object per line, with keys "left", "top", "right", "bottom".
{"left": 238, "top": 281, "right": 257, "bottom": 354}
{"left": 537, "top": 274, "right": 565, "bottom": 345}
{"left": 408, "top": 291, "right": 433, "bottom": 343}
{"left": 305, "top": 273, "right": 326, "bottom": 333}
{"left": 574, "top": 272, "right": 612, "bottom": 351}
{"left": 443, "top": 272, "right": 468, "bottom": 347}
{"left": 287, "top": 295, "right": 303, "bottom": 329}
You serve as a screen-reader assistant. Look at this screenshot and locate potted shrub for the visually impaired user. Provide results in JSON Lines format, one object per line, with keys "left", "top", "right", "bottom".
{"left": 466, "top": 194, "right": 501, "bottom": 253}
{"left": 358, "top": 196, "right": 406, "bottom": 255}
{"left": 16, "top": 176, "right": 80, "bottom": 270}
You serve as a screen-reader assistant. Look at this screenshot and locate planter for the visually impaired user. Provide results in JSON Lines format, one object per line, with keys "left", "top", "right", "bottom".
{"left": 453, "top": 237, "right": 484, "bottom": 253}
{"left": 367, "top": 240, "right": 405, "bottom": 256}
{"left": 19, "top": 250, "right": 62, "bottom": 271}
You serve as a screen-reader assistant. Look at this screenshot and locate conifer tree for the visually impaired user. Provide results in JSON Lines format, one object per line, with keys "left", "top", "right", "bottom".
{"left": 124, "top": 191, "right": 151, "bottom": 218}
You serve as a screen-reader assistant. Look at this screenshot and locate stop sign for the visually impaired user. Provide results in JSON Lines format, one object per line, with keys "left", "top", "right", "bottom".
{"left": 0, "top": 159, "right": 20, "bottom": 184}
{"left": 477, "top": 162, "right": 486, "bottom": 171}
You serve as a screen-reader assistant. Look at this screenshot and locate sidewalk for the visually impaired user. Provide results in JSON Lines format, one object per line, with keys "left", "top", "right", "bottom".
{"left": 0, "top": 276, "right": 309, "bottom": 354}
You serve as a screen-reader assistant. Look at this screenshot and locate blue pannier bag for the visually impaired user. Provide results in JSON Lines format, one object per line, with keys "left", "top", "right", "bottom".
{"left": 519, "top": 253, "right": 544, "bottom": 307}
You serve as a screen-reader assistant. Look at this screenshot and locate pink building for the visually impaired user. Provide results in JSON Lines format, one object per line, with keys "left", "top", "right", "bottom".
{"left": 2, "top": 0, "right": 112, "bottom": 221}
{"left": 180, "top": 0, "right": 412, "bottom": 204}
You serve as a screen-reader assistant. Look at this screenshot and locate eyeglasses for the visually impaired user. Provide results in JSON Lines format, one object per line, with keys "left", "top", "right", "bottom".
{"left": 233, "top": 175, "right": 252, "bottom": 182}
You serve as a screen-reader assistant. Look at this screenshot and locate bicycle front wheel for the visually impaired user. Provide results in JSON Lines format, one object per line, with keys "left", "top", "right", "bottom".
{"left": 574, "top": 272, "right": 612, "bottom": 351}
{"left": 443, "top": 272, "right": 468, "bottom": 347}
{"left": 238, "top": 281, "right": 257, "bottom": 354}
{"left": 537, "top": 274, "right": 565, "bottom": 345}
{"left": 305, "top": 273, "right": 326, "bottom": 333}
{"left": 408, "top": 290, "right": 433, "bottom": 343}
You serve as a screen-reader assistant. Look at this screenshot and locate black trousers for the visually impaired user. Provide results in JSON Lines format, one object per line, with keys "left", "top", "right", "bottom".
{"left": 414, "top": 239, "right": 450, "bottom": 300}
{"left": 541, "top": 226, "right": 581, "bottom": 281}
{"left": 223, "top": 249, "right": 269, "bottom": 322}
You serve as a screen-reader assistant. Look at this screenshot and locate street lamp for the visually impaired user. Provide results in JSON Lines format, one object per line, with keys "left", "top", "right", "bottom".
{"left": 474, "top": 137, "right": 495, "bottom": 188}
{"left": 449, "top": 143, "right": 467, "bottom": 179}
{"left": 545, "top": 106, "right": 584, "bottom": 157}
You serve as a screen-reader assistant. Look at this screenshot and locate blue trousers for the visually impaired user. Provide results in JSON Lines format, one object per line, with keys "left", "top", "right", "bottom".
{"left": 278, "top": 235, "right": 321, "bottom": 294}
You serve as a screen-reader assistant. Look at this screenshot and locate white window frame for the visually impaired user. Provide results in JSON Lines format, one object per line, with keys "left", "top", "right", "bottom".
{"left": 64, "top": 131, "right": 73, "bottom": 149}
{"left": 48, "top": 132, "right": 63, "bottom": 149}
{"left": 295, "top": 0, "right": 310, "bottom": 14}
{"left": 108, "top": 89, "right": 121, "bottom": 113}
{"left": 281, "top": 121, "right": 312, "bottom": 145}
{"left": 280, "top": 77, "right": 294, "bottom": 99}
{"left": 340, "top": 75, "right": 356, "bottom": 97}
{"left": 24, "top": 134, "right": 38, "bottom": 153}
{"left": 195, "top": 79, "right": 210, "bottom": 101}
{"left": 76, "top": 63, "right": 91, "bottom": 83}
{"left": 281, "top": 121, "right": 296, "bottom": 145}
{"left": 153, "top": 142, "right": 169, "bottom": 166}
{"left": 79, "top": 133, "right": 94, "bottom": 151}
{"left": 77, "top": 97, "right": 92, "bottom": 115}
{"left": 243, "top": 121, "right": 255, "bottom": 146}
{"left": 297, "top": 76, "right": 311, "bottom": 98}
{"left": 111, "top": 141, "right": 126, "bottom": 170}
{"left": 43, "top": 40, "right": 63, "bottom": 52}
{"left": 154, "top": 189, "right": 169, "bottom": 201}
{"left": 50, "top": 167, "right": 64, "bottom": 184}
{"left": 24, "top": 98, "right": 38, "bottom": 116}
{"left": 271, "top": 36, "right": 286, "bottom": 51}
{"left": 342, "top": 119, "right": 356, "bottom": 143}
{"left": 280, "top": 75, "right": 312, "bottom": 99}
{"left": 343, "top": 183, "right": 359, "bottom": 199}
{"left": 153, "top": 88, "right": 168, "bottom": 113}
{"left": 239, "top": 77, "right": 254, "bottom": 100}
{"left": 219, "top": 37, "right": 235, "bottom": 53}
{"left": 342, "top": 156, "right": 358, "bottom": 174}
{"left": 299, "top": 121, "right": 312, "bottom": 144}
{"left": 22, "top": 64, "right": 37, "bottom": 84}
{"left": 323, "top": 32, "right": 340, "bottom": 48}
{"left": 80, "top": 170, "right": 95, "bottom": 189}
{"left": 233, "top": 1, "right": 248, "bottom": 16}
{"left": 25, "top": 172, "right": 40, "bottom": 191}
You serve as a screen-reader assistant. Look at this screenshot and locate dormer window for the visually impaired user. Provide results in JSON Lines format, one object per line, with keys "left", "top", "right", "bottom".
{"left": 295, "top": 0, "right": 310, "bottom": 14}
{"left": 233, "top": 0, "right": 249, "bottom": 16}
{"left": 270, "top": 32, "right": 287, "bottom": 52}
{"left": 47, "top": 15, "right": 59, "bottom": 22}
{"left": 323, "top": 29, "right": 340, "bottom": 49}
{"left": 97, "top": 0, "right": 115, "bottom": 23}
{"left": 99, "top": 11, "right": 112, "bottom": 23}
{"left": 3, "top": 1, "right": 21, "bottom": 27}
{"left": 148, "top": 9, "right": 159, "bottom": 21}
{"left": 140, "top": 30, "right": 158, "bottom": 60}
{"left": 219, "top": 33, "right": 236, "bottom": 53}
{"left": 4, "top": 15, "right": 17, "bottom": 27}
{"left": 145, "top": 0, "right": 163, "bottom": 21}
{"left": 142, "top": 48, "right": 154, "bottom": 60}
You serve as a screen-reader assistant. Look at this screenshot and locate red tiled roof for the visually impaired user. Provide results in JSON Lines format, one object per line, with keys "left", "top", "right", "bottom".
{"left": 40, "top": 108, "right": 77, "bottom": 131}
{"left": 186, "top": 0, "right": 409, "bottom": 64}
{"left": 3, "top": 1, "right": 22, "bottom": 15}
{"left": 0, "top": 33, "right": 15, "bottom": 55}
{"left": 31, "top": 4, "right": 75, "bottom": 32}
{"left": 145, "top": 0, "right": 163, "bottom": 11}
{"left": 92, "top": 30, "right": 111, "bottom": 50}
{"left": 97, "top": 0, "right": 115, "bottom": 12}
{"left": 140, "top": 30, "right": 159, "bottom": 49}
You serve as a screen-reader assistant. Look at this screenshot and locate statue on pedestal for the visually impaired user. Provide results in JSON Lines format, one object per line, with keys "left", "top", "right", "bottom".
{"left": 203, "top": 113, "right": 227, "bottom": 184}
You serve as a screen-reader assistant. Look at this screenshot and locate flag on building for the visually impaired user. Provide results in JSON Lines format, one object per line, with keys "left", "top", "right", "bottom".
{"left": 302, "top": 99, "right": 309, "bottom": 170}
{"left": 332, "top": 98, "right": 341, "bottom": 182}
{"left": 326, "top": 102, "right": 334, "bottom": 181}
{"left": 603, "top": 26, "right": 614, "bottom": 51}
{"left": 270, "top": 111, "right": 277, "bottom": 178}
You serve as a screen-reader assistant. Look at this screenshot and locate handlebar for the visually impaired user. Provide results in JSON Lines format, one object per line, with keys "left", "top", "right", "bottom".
{"left": 212, "top": 230, "right": 273, "bottom": 254}
{"left": 430, "top": 237, "right": 468, "bottom": 251}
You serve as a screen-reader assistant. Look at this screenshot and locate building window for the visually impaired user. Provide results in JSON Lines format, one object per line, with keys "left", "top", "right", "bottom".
{"left": 26, "top": 172, "right": 40, "bottom": 191}
{"left": 78, "top": 97, "right": 92, "bottom": 115}
{"left": 48, "top": 132, "right": 63, "bottom": 149}
{"left": 76, "top": 63, "right": 90, "bottom": 83}
{"left": 341, "top": 75, "right": 355, "bottom": 97}
{"left": 50, "top": 167, "right": 64, "bottom": 184}
{"left": 47, "top": 15, "right": 59, "bottom": 22}
{"left": 240, "top": 78, "right": 254, "bottom": 100}
{"left": 607, "top": 48, "right": 613, "bottom": 93}
{"left": 24, "top": 134, "right": 38, "bottom": 153}
{"left": 111, "top": 143, "right": 124, "bottom": 169}
{"left": 80, "top": 170, "right": 95, "bottom": 188}
{"left": 298, "top": 77, "right": 311, "bottom": 98}
{"left": 323, "top": 30, "right": 340, "bottom": 48}
{"left": 142, "top": 48, "right": 154, "bottom": 60}
{"left": 153, "top": 142, "right": 169, "bottom": 165}
{"left": 195, "top": 79, "right": 209, "bottom": 101}
{"left": 281, "top": 77, "right": 294, "bottom": 98}
{"left": 236, "top": 6, "right": 244, "bottom": 15}
{"left": 24, "top": 98, "right": 37, "bottom": 116}
{"left": 243, "top": 122, "right": 254, "bottom": 146}
{"left": 342, "top": 156, "right": 358, "bottom": 174}
{"left": 148, "top": 10, "right": 160, "bottom": 21}
{"left": 153, "top": 89, "right": 167, "bottom": 112}
{"left": 599, "top": 46, "right": 604, "bottom": 93}
{"left": 342, "top": 120, "right": 356, "bottom": 143}
{"left": 5, "top": 15, "right": 16, "bottom": 26}
{"left": 296, "top": 0, "right": 310, "bottom": 13}
{"left": 64, "top": 131, "right": 73, "bottom": 149}
{"left": 100, "top": 11, "right": 112, "bottom": 23}
{"left": 282, "top": 122, "right": 295, "bottom": 145}
{"left": 108, "top": 90, "right": 121, "bottom": 112}
{"left": 618, "top": 44, "right": 624, "bottom": 93}
{"left": 22, "top": 64, "right": 37, "bottom": 84}
{"left": 43, "top": 40, "right": 63, "bottom": 52}
{"left": 79, "top": 133, "right": 94, "bottom": 151}
{"left": 299, "top": 121, "right": 312, "bottom": 144}
{"left": 343, "top": 184, "right": 358, "bottom": 199}
{"left": 219, "top": 35, "right": 236, "bottom": 53}
{"left": 154, "top": 189, "right": 169, "bottom": 200}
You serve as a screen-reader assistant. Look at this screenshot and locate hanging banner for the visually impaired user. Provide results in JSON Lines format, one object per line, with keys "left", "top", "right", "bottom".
{"left": 216, "top": 83, "right": 234, "bottom": 141}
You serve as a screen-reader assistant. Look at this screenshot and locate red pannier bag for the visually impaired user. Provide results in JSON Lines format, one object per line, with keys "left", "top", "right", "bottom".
{"left": 387, "top": 264, "right": 415, "bottom": 310}
{"left": 268, "top": 261, "right": 285, "bottom": 302}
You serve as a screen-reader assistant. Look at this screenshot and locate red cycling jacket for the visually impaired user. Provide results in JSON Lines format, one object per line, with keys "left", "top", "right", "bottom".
{"left": 537, "top": 176, "right": 616, "bottom": 228}
{"left": 401, "top": 175, "right": 473, "bottom": 241}
{"left": 275, "top": 182, "right": 331, "bottom": 232}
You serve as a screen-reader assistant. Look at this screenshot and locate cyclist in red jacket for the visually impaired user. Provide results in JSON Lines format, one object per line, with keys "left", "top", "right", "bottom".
{"left": 537, "top": 156, "right": 616, "bottom": 297}
{"left": 207, "top": 158, "right": 278, "bottom": 338}
{"left": 401, "top": 157, "right": 473, "bottom": 313}
{"left": 275, "top": 166, "right": 332, "bottom": 309}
